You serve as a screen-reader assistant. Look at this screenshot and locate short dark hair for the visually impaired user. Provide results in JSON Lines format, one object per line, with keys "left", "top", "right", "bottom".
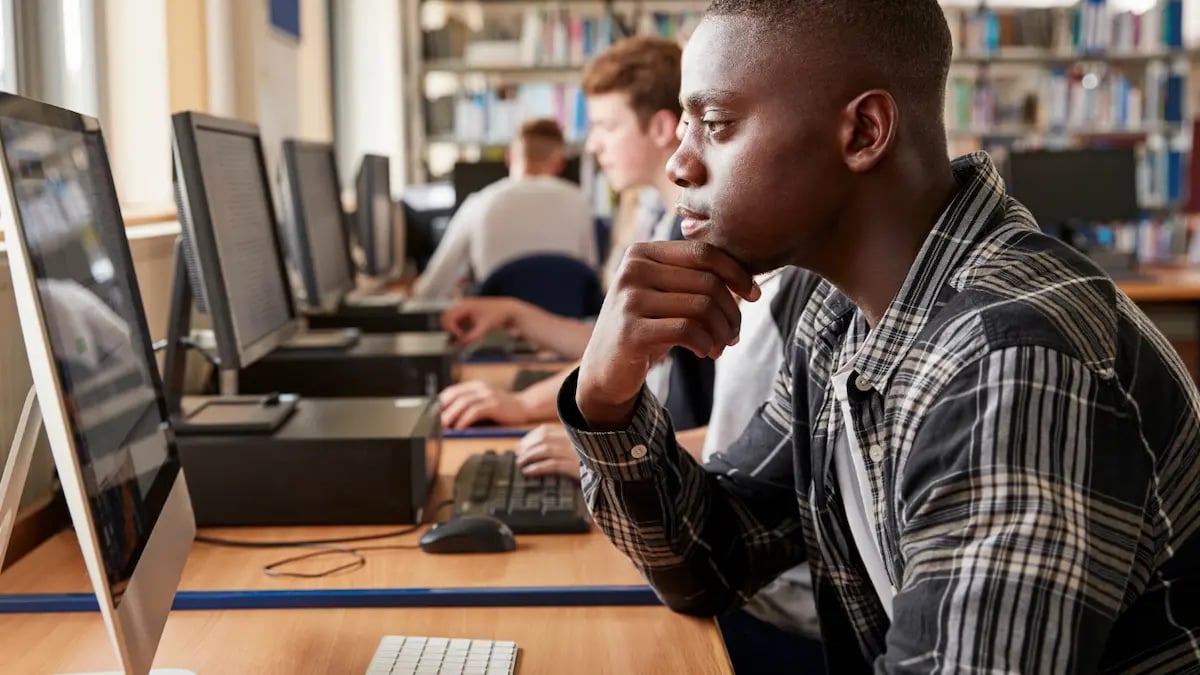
{"left": 582, "top": 36, "right": 683, "bottom": 126}
{"left": 516, "top": 118, "right": 566, "bottom": 163}
{"left": 706, "top": 0, "right": 952, "bottom": 111}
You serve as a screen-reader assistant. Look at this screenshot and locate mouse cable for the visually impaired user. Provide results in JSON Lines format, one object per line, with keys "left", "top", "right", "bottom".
{"left": 260, "top": 538, "right": 438, "bottom": 579}
{"left": 258, "top": 509, "right": 458, "bottom": 579}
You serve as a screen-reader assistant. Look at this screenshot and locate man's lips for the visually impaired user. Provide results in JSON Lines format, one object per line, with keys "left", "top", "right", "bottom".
{"left": 676, "top": 205, "right": 711, "bottom": 237}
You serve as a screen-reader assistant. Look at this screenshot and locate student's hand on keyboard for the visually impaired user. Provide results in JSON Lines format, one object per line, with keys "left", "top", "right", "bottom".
{"left": 515, "top": 424, "right": 581, "bottom": 480}
{"left": 577, "top": 240, "right": 759, "bottom": 430}
{"left": 439, "top": 380, "right": 534, "bottom": 430}
{"left": 440, "top": 297, "right": 525, "bottom": 345}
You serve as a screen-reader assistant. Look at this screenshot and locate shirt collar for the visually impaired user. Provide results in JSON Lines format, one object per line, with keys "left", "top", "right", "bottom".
{"left": 817, "top": 152, "right": 1010, "bottom": 392}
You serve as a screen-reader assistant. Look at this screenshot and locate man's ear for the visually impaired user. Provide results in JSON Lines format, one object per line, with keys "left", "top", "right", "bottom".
{"left": 647, "top": 109, "right": 681, "bottom": 149}
{"left": 836, "top": 90, "right": 898, "bottom": 173}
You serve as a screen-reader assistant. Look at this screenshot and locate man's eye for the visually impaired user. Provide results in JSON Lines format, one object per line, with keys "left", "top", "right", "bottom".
{"left": 702, "top": 120, "right": 730, "bottom": 135}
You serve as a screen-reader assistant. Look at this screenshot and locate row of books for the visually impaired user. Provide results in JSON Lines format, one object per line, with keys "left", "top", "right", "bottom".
{"left": 1141, "top": 144, "right": 1188, "bottom": 208}
{"left": 424, "top": 9, "right": 698, "bottom": 67}
{"left": 952, "top": 0, "right": 1184, "bottom": 56}
{"left": 426, "top": 83, "right": 589, "bottom": 145}
{"left": 946, "top": 66, "right": 1186, "bottom": 133}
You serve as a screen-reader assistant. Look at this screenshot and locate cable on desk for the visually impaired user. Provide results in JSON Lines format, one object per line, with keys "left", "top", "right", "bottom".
{"left": 195, "top": 501, "right": 456, "bottom": 578}
{"left": 194, "top": 522, "right": 425, "bottom": 548}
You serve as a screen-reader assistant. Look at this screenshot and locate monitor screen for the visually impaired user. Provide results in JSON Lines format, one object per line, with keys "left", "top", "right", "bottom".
{"left": 289, "top": 142, "right": 355, "bottom": 307}
{"left": 1007, "top": 148, "right": 1140, "bottom": 225}
{"left": 194, "top": 127, "right": 294, "bottom": 349}
{"left": 0, "top": 114, "right": 181, "bottom": 603}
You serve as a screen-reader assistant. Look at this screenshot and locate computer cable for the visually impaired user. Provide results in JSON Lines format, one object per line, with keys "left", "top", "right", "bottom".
{"left": 195, "top": 500, "right": 455, "bottom": 578}
{"left": 193, "top": 500, "right": 452, "bottom": 548}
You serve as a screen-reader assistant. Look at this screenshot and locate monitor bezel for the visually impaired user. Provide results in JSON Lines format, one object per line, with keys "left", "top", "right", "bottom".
{"left": 355, "top": 154, "right": 394, "bottom": 278}
{"left": 171, "top": 111, "right": 302, "bottom": 371}
{"left": 280, "top": 139, "right": 356, "bottom": 311}
{"left": 0, "top": 92, "right": 196, "bottom": 675}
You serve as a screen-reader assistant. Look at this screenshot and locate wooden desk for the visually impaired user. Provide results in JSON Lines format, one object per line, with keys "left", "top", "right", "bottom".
{"left": 0, "top": 437, "right": 732, "bottom": 673}
{"left": 0, "top": 605, "right": 730, "bottom": 674}
{"left": 456, "top": 361, "right": 568, "bottom": 391}
{"left": 1119, "top": 269, "right": 1200, "bottom": 304}
{"left": 0, "top": 439, "right": 644, "bottom": 594}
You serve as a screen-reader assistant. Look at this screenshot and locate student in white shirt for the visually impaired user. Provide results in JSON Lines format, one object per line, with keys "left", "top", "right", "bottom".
{"left": 412, "top": 119, "right": 596, "bottom": 300}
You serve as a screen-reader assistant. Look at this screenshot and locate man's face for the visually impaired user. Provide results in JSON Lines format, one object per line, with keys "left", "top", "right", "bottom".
{"left": 585, "top": 92, "right": 665, "bottom": 192}
{"left": 668, "top": 16, "right": 850, "bottom": 274}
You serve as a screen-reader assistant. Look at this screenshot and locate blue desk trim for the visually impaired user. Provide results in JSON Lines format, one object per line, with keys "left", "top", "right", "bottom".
{"left": 0, "top": 585, "right": 660, "bottom": 613}
{"left": 443, "top": 428, "right": 529, "bottom": 439}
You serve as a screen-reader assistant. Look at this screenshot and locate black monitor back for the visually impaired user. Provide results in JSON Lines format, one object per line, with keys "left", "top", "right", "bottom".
{"left": 354, "top": 154, "right": 395, "bottom": 278}
{"left": 1007, "top": 148, "right": 1140, "bottom": 226}
{"left": 452, "top": 155, "right": 582, "bottom": 213}
{"left": 401, "top": 181, "right": 455, "bottom": 274}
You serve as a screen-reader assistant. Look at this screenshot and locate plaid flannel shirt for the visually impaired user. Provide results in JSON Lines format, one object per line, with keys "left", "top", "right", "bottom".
{"left": 559, "top": 153, "right": 1200, "bottom": 673}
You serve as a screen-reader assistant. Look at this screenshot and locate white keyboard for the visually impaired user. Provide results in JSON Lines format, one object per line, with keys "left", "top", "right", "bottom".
{"left": 366, "top": 636, "right": 519, "bottom": 675}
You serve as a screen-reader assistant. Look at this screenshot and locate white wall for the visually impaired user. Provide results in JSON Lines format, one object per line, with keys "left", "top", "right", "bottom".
{"left": 205, "top": 0, "right": 332, "bottom": 190}
{"left": 332, "top": 0, "right": 408, "bottom": 194}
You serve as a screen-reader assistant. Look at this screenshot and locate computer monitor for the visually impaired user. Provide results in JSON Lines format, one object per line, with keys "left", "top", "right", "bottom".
{"left": 171, "top": 111, "right": 302, "bottom": 371}
{"left": 0, "top": 93, "right": 195, "bottom": 675}
{"left": 452, "top": 156, "right": 581, "bottom": 213}
{"left": 279, "top": 139, "right": 356, "bottom": 311}
{"left": 401, "top": 181, "right": 455, "bottom": 274}
{"left": 1007, "top": 148, "right": 1140, "bottom": 226}
{"left": 354, "top": 154, "right": 396, "bottom": 278}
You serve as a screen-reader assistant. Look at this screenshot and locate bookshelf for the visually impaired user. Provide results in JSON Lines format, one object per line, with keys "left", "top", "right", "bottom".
{"left": 407, "top": 0, "right": 1198, "bottom": 263}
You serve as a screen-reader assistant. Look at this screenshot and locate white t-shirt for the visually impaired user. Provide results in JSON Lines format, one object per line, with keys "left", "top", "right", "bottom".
{"left": 413, "top": 176, "right": 596, "bottom": 300}
{"left": 832, "top": 354, "right": 897, "bottom": 620}
{"left": 703, "top": 267, "right": 822, "bottom": 638}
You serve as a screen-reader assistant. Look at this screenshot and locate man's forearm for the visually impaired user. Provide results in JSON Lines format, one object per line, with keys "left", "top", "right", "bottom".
{"left": 516, "top": 366, "right": 575, "bottom": 421}
{"left": 513, "top": 304, "right": 594, "bottom": 359}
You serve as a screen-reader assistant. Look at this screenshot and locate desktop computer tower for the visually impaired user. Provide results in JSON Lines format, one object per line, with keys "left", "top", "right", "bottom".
{"left": 176, "top": 397, "right": 441, "bottom": 526}
{"left": 237, "top": 332, "right": 453, "bottom": 398}
{"left": 303, "top": 299, "right": 447, "bottom": 334}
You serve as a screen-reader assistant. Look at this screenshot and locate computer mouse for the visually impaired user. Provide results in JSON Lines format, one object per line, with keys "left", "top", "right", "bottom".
{"left": 418, "top": 515, "right": 517, "bottom": 554}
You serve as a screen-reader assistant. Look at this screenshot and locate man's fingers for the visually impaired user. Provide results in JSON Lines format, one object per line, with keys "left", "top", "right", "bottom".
{"left": 632, "top": 317, "right": 730, "bottom": 360}
{"left": 633, "top": 240, "right": 759, "bottom": 301}
{"left": 440, "top": 393, "right": 484, "bottom": 428}
{"left": 455, "top": 402, "right": 494, "bottom": 429}
{"left": 521, "top": 458, "right": 581, "bottom": 480}
{"left": 626, "top": 290, "right": 740, "bottom": 347}
{"left": 438, "top": 382, "right": 486, "bottom": 409}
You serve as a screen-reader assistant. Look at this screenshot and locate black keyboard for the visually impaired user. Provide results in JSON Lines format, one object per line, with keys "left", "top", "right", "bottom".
{"left": 452, "top": 450, "right": 591, "bottom": 534}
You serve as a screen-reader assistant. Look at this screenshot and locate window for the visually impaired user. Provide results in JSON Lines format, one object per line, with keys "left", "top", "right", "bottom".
{"left": 0, "top": 0, "right": 15, "bottom": 93}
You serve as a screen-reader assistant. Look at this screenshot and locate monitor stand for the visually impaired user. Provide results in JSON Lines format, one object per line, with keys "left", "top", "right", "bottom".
{"left": 1, "top": 392, "right": 195, "bottom": 675}
{"left": 164, "top": 237, "right": 297, "bottom": 435}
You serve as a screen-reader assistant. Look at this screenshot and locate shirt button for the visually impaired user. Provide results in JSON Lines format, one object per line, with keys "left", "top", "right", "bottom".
{"left": 630, "top": 444, "right": 648, "bottom": 459}
{"left": 854, "top": 375, "right": 873, "bottom": 392}
{"left": 868, "top": 445, "right": 885, "bottom": 462}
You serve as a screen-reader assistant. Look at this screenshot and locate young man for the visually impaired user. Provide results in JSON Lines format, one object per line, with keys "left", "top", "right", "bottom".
{"left": 561, "top": 2, "right": 1200, "bottom": 673}
{"left": 438, "top": 36, "right": 707, "bottom": 433}
{"left": 412, "top": 118, "right": 595, "bottom": 300}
